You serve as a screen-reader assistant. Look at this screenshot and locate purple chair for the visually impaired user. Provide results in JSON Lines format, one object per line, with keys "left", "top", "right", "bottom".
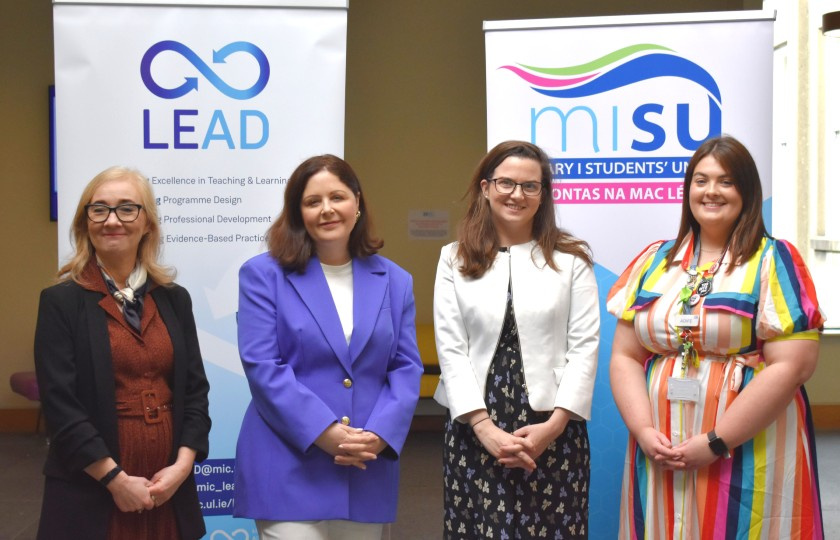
{"left": 9, "top": 371, "right": 41, "bottom": 432}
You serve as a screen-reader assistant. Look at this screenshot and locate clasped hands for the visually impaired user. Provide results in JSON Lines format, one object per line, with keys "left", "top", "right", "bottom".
{"left": 636, "top": 427, "right": 719, "bottom": 471}
{"left": 473, "top": 420, "right": 561, "bottom": 472}
{"left": 315, "top": 422, "right": 387, "bottom": 470}
{"left": 108, "top": 461, "right": 190, "bottom": 513}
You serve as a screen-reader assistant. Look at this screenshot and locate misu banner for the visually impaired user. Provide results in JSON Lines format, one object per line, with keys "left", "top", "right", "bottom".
{"left": 485, "top": 10, "right": 774, "bottom": 539}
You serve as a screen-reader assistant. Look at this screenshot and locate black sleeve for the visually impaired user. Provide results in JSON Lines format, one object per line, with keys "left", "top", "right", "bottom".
{"left": 170, "top": 285, "right": 211, "bottom": 462}
{"left": 34, "top": 285, "right": 112, "bottom": 473}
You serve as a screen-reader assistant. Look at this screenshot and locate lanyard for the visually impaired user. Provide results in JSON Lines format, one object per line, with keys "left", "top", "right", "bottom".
{"left": 676, "top": 239, "right": 728, "bottom": 374}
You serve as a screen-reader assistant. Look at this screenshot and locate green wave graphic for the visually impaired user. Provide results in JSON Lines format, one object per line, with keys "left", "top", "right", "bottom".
{"left": 517, "top": 43, "right": 674, "bottom": 76}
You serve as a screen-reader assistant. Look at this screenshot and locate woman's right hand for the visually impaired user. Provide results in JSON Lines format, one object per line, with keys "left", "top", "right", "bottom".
{"left": 314, "top": 422, "right": 374, "bottom": 470}
{"left": 472, "top": 420, "right": 537, "bottom": 471}
{"left": 635, "top": 426, "right": 682, "bottom": 468}
{"left": 314, "top": 422, "right": 356, "bottom": 456}
{"left": 106, "top": 471, "right": 155, "bottom": 513}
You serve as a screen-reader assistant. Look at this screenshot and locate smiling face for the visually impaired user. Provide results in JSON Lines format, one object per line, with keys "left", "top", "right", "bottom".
{"left": 480, "top": 156, "right": 542, "bottom": 245}
{"left": 689, "top": 155, "right": 743, "bottom": 244}
{"left": 300, "top": 169, "right": 360, "bottom": 263}
{"left": 87, "top": 178, "right": 149, "bottom": 266}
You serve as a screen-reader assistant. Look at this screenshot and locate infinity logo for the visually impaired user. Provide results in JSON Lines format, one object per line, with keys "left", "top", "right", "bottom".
{"left": 209, "top": 528, "right": 254, "bottom": 540}
{"left": 141, "top": 40, "right": 270, "bottom": 100}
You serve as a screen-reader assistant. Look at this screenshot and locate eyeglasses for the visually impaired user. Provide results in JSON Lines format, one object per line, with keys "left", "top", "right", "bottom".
{"left": 489, "top": 177, "right": 543, "bottom": 197}
{"left": 85, "top": 203, "right": 144, "bottom": 223}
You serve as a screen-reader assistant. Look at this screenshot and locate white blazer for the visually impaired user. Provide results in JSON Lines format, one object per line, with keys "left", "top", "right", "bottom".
{"left": 433, "top": 241, "right": 599, "bottom": 422}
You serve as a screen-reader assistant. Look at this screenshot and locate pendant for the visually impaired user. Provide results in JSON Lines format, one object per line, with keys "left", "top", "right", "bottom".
{"left": 679, "top": 286, "right": 693, "bottom": 304}
{"left": 689, "top": 293, "right": 701, "bottom": 306}
{"left": 697, "top": 279, "right": 712, "bottom": 297}
{"left": 681, "top": 341, "right": 694, "bottom": 367}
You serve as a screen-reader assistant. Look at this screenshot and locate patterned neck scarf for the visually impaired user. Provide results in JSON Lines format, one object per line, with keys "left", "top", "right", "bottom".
{"left": 97, "top": 259, "right": 148, "bottom": 333}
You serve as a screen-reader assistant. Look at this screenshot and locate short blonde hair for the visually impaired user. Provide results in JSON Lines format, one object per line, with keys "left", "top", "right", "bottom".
{"left": 58, "top": 166, "right": 175, "bottom": 286}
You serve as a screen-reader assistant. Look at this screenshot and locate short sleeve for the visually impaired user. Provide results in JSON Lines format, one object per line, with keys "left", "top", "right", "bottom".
{"left": 606, "top": 240, "right": 667, "bottom": 321}
{"left": 756, "top": 239, "right": 826, "bottom": 341}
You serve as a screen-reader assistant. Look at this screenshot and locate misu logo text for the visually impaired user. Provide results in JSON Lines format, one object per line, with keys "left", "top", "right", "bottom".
{"left": 500, "top": 44, "right": 722, "bottom": 152}
{"left": 141, "top": 40, "right": 271, "bottom": 150}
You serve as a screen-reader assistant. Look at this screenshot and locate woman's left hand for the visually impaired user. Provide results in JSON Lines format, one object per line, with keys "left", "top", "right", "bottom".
{"left": 498, "top": 409, "right": 570, "bottom": 469}
{"left": 671, "top": 433, "right": 719, "bottom": 471}
{"left": 505, "top": 421, "right": 561, "bottom": 462}
{"left": 148, "top": 447, "right": 196, "bottom": 507}
{"left": 334, "top": 430, "right": 387, "bottom": 470}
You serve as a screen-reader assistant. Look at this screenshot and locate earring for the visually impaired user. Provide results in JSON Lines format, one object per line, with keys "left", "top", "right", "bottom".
{"left": 355, "top": 210, "right": 361, "bottom": 222}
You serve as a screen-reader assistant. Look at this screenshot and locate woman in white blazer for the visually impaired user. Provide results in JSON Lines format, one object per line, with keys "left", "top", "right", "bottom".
{"left": 433, "top": 141, "right": 599, "bottom": 539}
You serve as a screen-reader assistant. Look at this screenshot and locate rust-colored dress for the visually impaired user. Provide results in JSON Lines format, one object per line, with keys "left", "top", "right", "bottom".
{"left": 85, "top": 269, "right": 181, "bottom": 539}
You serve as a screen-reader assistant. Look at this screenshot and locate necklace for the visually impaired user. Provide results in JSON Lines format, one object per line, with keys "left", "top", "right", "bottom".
{"left": 676, "top": 238, "right": 729, "bottom": 371}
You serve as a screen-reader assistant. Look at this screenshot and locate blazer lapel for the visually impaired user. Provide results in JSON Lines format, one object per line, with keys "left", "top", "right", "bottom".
{"left": 84, "top": 290, "right": 120, "bottom": 454}
{"left": 287, "top": 258, "right": 352, "bottom": 370}
{"left": 349, "top": 256, "right": 387, "bottom": 363}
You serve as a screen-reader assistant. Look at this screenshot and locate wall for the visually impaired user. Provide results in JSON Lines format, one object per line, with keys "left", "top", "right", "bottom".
{"left": 13, "top": 1, "right": 839, "bottom": 434}
{"left": 0, "top": 0, "right": 57, "bottom": 429}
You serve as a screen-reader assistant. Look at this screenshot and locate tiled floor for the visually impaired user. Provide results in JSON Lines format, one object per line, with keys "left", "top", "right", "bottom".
{"left": 1, "top": 429, "right": 837, "bottom": 539}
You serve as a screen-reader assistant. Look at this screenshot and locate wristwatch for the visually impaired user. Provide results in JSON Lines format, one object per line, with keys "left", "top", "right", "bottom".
{"left": 707, "top": 430, "right": 731, "bottom": 459}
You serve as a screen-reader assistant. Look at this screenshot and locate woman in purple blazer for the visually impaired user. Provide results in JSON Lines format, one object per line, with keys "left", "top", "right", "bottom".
{"left": 233, "top": 155, "right": 423, "bottom": 539}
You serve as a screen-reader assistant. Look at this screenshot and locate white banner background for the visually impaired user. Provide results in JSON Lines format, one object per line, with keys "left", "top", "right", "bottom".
{"left": 485, "top": 11, "right": 773, "bottom": 539}
{"left": 54, "top": 1, "right": 347, "bottom": 536}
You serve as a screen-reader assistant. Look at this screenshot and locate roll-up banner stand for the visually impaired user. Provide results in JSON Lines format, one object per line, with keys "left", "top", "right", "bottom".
{"left": 53, "top": 0, "right": 348, "bottom": 536}
{"left": 485, "top": 10, "right": 774, "bottom": 538}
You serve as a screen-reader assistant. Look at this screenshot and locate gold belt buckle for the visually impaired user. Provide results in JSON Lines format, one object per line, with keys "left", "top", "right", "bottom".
{"left": 141, "top": 390, "right": 163, "bottom": 424}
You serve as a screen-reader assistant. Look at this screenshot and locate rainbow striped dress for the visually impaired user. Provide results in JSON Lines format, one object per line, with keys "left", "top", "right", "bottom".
{"left": 607, "top": 235, "right": 825, "bottom": 539}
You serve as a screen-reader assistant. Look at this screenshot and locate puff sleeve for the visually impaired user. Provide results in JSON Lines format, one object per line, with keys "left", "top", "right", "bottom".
{"left": 756, "top": 239, "right": 825, "bottom": 341}
{"left": 606, "top": 240, "right": 668, "bottom": 321}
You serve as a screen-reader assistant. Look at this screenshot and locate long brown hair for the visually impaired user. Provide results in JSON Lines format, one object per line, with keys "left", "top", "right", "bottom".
{"left": 665, "top": 135, "right": 768, "bottom": 272}
{"left": 456, "top": 140, "right": 592, "bottom": 278}
{"left": 58, "top": 167, "right": 174, "bottom": 286}
{"left": 266, "top": 155, "right": 383, "bottom": 272}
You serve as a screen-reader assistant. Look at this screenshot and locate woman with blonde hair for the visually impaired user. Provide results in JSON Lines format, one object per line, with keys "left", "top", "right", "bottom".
{"left": 34, "top": 166, "right": 211, "bottom": 539}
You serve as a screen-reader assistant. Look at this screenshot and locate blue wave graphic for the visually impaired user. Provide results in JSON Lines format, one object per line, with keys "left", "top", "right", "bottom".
{"left": 533, "top": 54, "right": 721, "bottom": 103}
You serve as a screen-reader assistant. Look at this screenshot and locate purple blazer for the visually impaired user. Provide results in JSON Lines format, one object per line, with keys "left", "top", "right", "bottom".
{"left": 233, "top": 253, "right": 422, "bottom": 522}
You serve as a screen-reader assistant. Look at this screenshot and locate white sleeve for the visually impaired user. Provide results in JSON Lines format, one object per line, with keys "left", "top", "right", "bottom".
{"left": 432, "top": 245, "right": 486, "bottom": 421}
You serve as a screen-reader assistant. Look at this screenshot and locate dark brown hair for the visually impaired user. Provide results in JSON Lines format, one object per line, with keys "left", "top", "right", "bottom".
{"left": 666, "top": 135, "right": 768, "bottom": 272}
{"left": 456, "top": 140, "right": 592, "bottom": 278}
{"left": 266, "top": 155, "right": 383, "bottom": 272}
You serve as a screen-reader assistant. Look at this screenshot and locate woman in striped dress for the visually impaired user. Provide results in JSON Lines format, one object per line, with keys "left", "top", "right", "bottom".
{"left": 607, "top": 136, "right": 825, "bottom": 539}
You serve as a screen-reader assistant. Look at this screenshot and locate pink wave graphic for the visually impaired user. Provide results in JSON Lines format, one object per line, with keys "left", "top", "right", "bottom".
{"left": 499, "top": 65, "right": 598, "bottom": 88}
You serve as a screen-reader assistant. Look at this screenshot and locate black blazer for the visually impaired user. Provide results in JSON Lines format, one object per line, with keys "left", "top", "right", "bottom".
{"left": 34, "top": 279, "right": 211, "bottom": 540}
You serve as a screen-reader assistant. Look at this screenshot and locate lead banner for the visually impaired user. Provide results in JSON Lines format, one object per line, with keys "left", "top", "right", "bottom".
{"left": 485, "top": 11, "right": 774, "bottom": 539}
{"left": 54, "top": 1, "right": 348, "bottom": 537}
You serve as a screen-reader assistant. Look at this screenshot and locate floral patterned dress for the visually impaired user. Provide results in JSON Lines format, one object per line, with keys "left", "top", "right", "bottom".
{"left": 443, "top": 280, "right": 590, "bottom": 539}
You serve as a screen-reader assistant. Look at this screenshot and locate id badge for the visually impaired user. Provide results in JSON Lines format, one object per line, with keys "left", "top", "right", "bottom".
{"left": 667, "top": 377, "right": 700, "bottom": 402}
{"left": 675, "top": 314, "right": 700, "bottom": 327}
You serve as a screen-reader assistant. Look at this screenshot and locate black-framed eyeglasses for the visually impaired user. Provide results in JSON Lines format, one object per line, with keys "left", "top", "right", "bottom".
{"left": 84, "top": 203, "right": 144, "bottom": 223}
{"left": 488, "top": 177, "right": 543, "bottom": 197}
